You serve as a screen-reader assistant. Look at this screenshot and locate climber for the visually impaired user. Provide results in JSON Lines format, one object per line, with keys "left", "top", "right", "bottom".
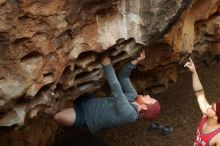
{"left": 53, "top": 50, "right": 160, "bottom": 133}
{"left": 184, "top": 58, "right": 220, "bottom": 146}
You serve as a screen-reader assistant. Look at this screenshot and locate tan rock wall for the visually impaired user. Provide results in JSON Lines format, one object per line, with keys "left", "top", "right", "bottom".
{"left": 0, "top": 0, "right": 220, "bottom": 146}
{"left": 0, "top": 0, "right": 191, "bottom": 127}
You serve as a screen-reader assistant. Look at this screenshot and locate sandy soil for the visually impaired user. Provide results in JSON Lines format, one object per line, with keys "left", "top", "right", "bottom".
{"left": 54, "top": 63, "right": 220, "bottom": 146}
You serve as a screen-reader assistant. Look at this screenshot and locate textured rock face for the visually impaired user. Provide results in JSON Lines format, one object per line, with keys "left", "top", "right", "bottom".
{"left": 0, "top": 0, "right": 220, "bottom": 146}
{"left": 0, "top": 0, "right": 191, "bottom": 127}
{"left": 164, "top": 0, "right": 220, "bottom": 53}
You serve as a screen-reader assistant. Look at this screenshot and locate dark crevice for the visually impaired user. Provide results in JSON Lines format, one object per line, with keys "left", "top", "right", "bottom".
{"left": 77, "top": 51, "right": 97, "bottom": 60}
{"left": 43, "top": 73, "right": 54, "bottom": 77}
{"left": 0, "top": 33, "right": 10, "bottom": 59}
{"left": 0, "top": 77, "right": 5, "bottom": 81}
{"left": 114, "top": 51, "right": 127, "bottom": 58}
{"left": 0, "top": 32, "right": 9, "bottom": 42}
{"left": 35, "top": 83, "right": 53, "bottom": 97}
{"left": 18, "top": 15, "right": 30, "bottom": 20}
{"left": 151, "top": 84, "right": 165, "bottom": 89}
{"left": 86, "top": 62, "right": 102, "bottom": 71}
{"left": 62, "top": 66, "right": 72, "bottom": 75}
{"left": 76, "top": 82, "right": 93, "bottom": 88}
{"left": 74, "top": 65, "right": 83, "bottom": 71}
{"left": 43, "top": 73, "right": 54, "bottom": 84}
{"left": 16, "top": 97, "right": 30, "bottom": 104}
{"left": 99, "top": 47, "right": 117, "bottom": 59}
{"left": 54, "top": 83, "right": 63, "bottom": 93}
{"left": 168, "top": 80, "right": 175, "bottom": 85}
{"left": 20, "top": 52, "right": 43, "bottom": 63}
{"left": 75, "top": 71, "right": 92, "bottom": 80}
{"left": 12, "top": 37, "right": 29, "bottom": 46}
{"left": 0, "top": 111, "right": 6, "bottom": 119}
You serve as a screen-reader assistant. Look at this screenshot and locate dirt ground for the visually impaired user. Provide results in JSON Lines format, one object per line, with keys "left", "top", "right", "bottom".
{"left": 54, "top": 63, "right": 220, "bottom": 146}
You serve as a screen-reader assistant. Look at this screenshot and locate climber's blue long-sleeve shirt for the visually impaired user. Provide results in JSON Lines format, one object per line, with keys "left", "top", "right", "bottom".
{"left": 83, "top": 62, "right": 138, "bottom": 133}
